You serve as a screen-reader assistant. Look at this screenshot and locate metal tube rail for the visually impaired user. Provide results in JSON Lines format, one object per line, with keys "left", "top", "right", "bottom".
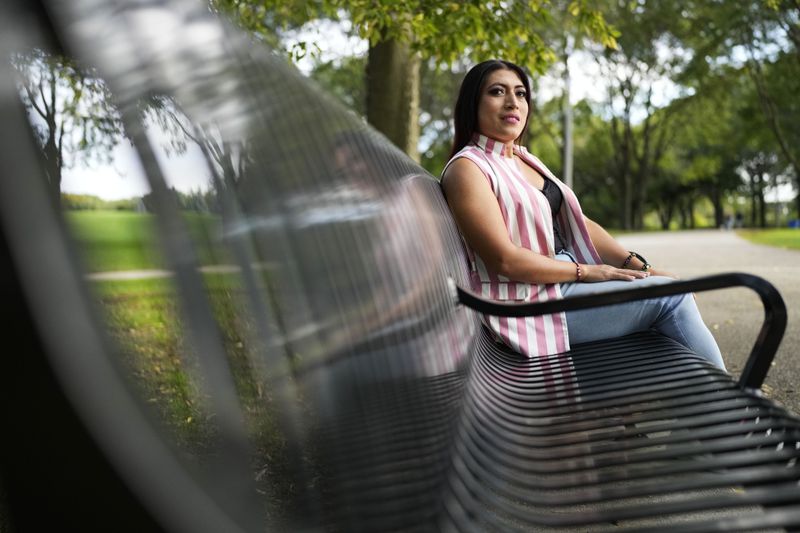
{"left": 453, "top": 272, "right": 787, "bottom": 390}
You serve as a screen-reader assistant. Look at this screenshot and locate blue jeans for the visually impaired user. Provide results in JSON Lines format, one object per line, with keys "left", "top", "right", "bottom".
{"left": 555, "top": 253, "right": 725, "bottom": 369}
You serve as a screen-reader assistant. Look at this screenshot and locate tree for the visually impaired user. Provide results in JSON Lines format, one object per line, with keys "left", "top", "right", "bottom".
{"left": 678, "top": 0, "right": 800, "bottom": 217}
{"left": 589, "top": 0, "right": 696, "bottom": 230}
{"left": 651, "top": 68, "right": 750, "bottom": 229}
{"left": 143, "top": 95, "right": 250, "bottom": 217}
{"left": 12, "top": 49, "right": 124, "bottom": 205}
{"left": 309, "top": 55, "right": 367, "bottom": 116}
{"left": 747, "top": 51, "right": 800, "bottom": 218}
{"left": 553, "top": 100, "right": 619, "bottom": 228}
{"left": 213, "top": 0, "right": 617, "bottom": 161}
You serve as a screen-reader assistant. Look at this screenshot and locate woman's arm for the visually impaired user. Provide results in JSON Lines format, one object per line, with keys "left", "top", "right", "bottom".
{"left": 585, "top": 216, "right": 676, "bottom": 278}
{"left": 585, "top": 216, "right": 634, "bottom": 267}
{"left": 442, "top": 158, "right": 648, "bottom": 284}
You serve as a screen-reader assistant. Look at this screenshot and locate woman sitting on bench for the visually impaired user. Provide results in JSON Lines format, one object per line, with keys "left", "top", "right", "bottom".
{"left": 441, "top": 59, "right": 724, "bottom": 369}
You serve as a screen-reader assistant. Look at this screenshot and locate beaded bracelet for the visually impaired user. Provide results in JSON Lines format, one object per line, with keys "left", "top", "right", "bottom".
{"left": 622, "top": 251, "right": 651, "bottom": 272}
{"left": 572, "top": 261, "right": 583, "bottom": 282}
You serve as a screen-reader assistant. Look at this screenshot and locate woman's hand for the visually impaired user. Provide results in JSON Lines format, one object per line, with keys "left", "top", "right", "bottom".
{"left": 581, "top": 264, "right": 651, "bottom": 282}
{"left": 648, "top": 267, "right": 678, "bottom": 279}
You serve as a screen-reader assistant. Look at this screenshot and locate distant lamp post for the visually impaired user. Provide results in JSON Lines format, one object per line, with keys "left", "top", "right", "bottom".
{"left": 561, "top": 35, "right": 574, "bottom": 189}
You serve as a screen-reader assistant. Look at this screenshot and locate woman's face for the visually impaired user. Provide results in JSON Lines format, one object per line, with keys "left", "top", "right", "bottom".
{"left": 476, "top": 68, "right": 528, "bottom": 144}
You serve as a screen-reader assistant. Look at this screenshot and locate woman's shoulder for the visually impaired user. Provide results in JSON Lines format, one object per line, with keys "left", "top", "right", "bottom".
{"left": 447, "top": 143, "right": 484, "bottom": 163}
{"left": 442, "top": 146, "right": 486, "bottom": 178}
{"left": 442, "top": 154, "right": 482, "bottom": 184}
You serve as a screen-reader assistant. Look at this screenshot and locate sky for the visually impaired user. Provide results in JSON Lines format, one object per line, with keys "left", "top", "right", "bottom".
{"left": 62, "top": 129, "right": 210, "bottom": 200}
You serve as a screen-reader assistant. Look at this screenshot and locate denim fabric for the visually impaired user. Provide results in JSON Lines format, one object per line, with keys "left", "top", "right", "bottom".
{"left": 555, "top": 253, "right": 725, "bottom": 369}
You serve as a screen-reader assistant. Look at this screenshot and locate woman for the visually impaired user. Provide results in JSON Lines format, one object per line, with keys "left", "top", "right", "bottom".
{"left": 441, "top": 59, "right": 724, "bottom": 368}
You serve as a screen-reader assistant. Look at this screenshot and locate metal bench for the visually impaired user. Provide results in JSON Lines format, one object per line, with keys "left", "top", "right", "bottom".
{"left": 1, "top": 0, "right": 798, "bottom": 531}
{"left": 299, "top": 174, "right": 798, "bottom": 531}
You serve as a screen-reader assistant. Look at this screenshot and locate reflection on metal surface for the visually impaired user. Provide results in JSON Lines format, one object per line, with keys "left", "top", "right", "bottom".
{"left": 2, "top": 0, "right": 474, "bottom": 530}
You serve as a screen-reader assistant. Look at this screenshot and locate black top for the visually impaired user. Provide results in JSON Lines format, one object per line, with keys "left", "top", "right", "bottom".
{"left": 541, "top": 178, "right": 567, "bottom": 253}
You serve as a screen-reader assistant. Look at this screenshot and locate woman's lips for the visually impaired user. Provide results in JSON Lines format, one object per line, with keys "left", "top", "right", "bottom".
{"left": 502, "top": 115, "right": 520, "bottom": 124}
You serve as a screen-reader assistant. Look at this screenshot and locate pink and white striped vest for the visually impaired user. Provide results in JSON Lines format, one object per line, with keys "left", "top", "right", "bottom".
{"left": 443, "top": 134, "right": 602, "bottom": 357}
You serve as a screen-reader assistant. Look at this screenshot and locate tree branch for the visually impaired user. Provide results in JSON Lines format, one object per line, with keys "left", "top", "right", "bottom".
{"left": 747, "top": 49, "right": 800, "bottom": 172}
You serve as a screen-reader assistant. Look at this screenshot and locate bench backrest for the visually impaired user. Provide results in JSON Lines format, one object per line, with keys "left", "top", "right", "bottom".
{"left": 1, "top": 1, "right": 492, "bottom": 529}
{"left": 235, "top": 134, "right": 483, "bottom": 528}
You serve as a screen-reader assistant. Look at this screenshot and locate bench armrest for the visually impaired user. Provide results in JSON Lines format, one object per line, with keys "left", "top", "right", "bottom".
{"left": 453, "top": 273, "right": 787, "bottom": 391}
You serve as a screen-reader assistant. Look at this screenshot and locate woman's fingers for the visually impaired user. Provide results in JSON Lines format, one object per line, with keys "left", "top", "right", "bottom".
{"left": 584, "top": 264, "right": 649, "bottom": 282}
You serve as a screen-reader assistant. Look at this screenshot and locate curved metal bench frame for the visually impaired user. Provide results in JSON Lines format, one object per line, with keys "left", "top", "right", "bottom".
{"left": 455, "top": 272, "right": 787, "bottom": 390}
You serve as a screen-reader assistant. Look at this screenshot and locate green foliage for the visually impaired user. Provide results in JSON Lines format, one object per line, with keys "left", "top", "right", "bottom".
{"left": 309, "top": 54, "right": 366, "bottom": 115}
{"left": 418, "top": 60, "right": 469, "bottom": 172}
{"left": 215, "top": 0, "right": 618, "bottom": 73}
{"left": 140, "top": 187, "right": 221, "bottom": 214}
{"left": 569, "top": 103, "right": 619, "bottom": 226}
{"left": 212, "top": 0, "right": 326, "bottom": 54}
{"left": 61, "top": 193, "right": 139, "bottom": 211}
{"left": 215, "top": 0, "right": 800, "bottom": 226}
{"left": 677, "top": 0, "right": 800, "bottom": 215}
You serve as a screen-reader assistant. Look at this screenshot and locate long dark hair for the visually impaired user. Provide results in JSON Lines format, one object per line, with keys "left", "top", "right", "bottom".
{"left": 448, "top": 60, "right": 532, "bottom": 159}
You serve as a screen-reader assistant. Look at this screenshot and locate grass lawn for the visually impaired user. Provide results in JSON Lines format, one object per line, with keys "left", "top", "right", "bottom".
{"left": 65, "top": 210, "right": 229, "bottom": 272}
{"left": 91, "top": 274, "right": 292, "bottom": 506}
{"left": 56, "top": 212, "right": 301, "bottom": 518}
{"left": 736, "top": 228, "right": 800, "bottom": 251}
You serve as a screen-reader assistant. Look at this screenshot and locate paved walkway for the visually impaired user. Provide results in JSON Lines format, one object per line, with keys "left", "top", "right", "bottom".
{"left": 618, "top": 230, "right": 800, "bottom": 412}
{"left": 85, "top": 264, "right": 245, "bottom": 281}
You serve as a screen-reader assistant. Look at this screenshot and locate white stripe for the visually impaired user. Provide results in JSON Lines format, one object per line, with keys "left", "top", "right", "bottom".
{"left": 492, "top": 156, "right": 522, "bottom": 245}
{"left": 564, "top": 204, "right": 593, "bottom": 262}
{"left": 542, "top": 313, "right": 557, "bottom": 354}
{"left": 507, "top": 310, "right": 520, "bottom": 353}
{"left": 475, "top": 256, "right": 491, "bottom": 280}
{"left": 488, "top": 314, "right": 501, "bottom": 342}
{"left": 509, "top": 155, "right": 555, "bottom": 256}
{"left": 499, "top": 157, "right": 536, "bottom": 251}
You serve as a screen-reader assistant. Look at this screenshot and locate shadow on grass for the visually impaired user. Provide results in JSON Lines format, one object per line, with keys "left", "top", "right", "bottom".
{"left": 91, "top": 273, "right": 302, "bottom": 524}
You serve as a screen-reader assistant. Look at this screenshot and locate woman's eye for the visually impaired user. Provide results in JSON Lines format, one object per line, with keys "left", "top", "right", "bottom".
{"left": 489, "top": 87, "right": 504, "bottom": 95}
{"left": 516, "top": 90, "right": 527, "bottom": 98}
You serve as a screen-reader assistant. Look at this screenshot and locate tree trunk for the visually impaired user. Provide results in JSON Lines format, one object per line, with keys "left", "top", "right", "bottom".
{"left": 796, "top": 191, "right": 800, "bottom": 221}
{"left": 634, "top": 184, "right": 645, "bottom": 230}
{"left": 366, "top": 37, "right": 420, "bottom": 162}
{"left": 658, "top": 202, "right": 673, "bottom": 230}
{"left": 757, "top": 175, "right": 767, "bottom": 228}
{"left": 42, "top": 131, "right": 61, "bottom": 207}
{"left": 711, "top": 188, "right": 723, "bottom": 228}
{"left": 678, "top": 205, "right": 688, "bottom": 229}
{"left": 622, "top": 175, "right": 633, "bottom": 230}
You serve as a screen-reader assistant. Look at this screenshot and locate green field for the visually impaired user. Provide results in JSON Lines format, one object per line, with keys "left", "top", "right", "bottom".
{"left": 65, "top": 210, "right": 229, "bottom": 272}
{"left": 92, "top": 274, "right": 292, "bottom": 507}
{"left": 63, "top": 211, "right": 294, "bottom": 510}
{"left": 737, "top": 228, "right": 800, "bottom": 251}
